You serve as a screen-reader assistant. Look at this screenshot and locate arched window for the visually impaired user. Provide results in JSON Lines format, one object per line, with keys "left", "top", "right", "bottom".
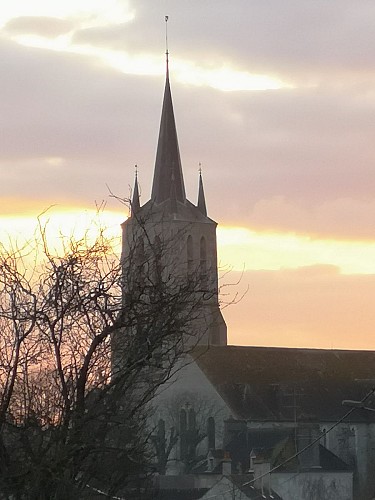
{"left": 187, "top": 235, "right": 193, "bottom": 275}
{"left": 188, "top": 408, "right": 196, "bottom": 431}
{"left": 128, "top": 238, "right": 144, "bottom": 293}
{"left": 200, "top": 236, "right": 207, "bottom": 286}
{"left": 136, "top": 238, "right": 145, "bottom": 269}
{"left": 154, "top": 235, "right": 162, "bottom": 282}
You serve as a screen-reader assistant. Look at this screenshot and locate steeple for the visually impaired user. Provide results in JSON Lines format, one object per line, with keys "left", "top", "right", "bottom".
{"left": 119, "top": 26, "right": 227, "bottom": 347}
{"left": 151, "top": 54, "right": 186, "bottom": 205}
{"left": 197, "top": 167, "right": 207, "bottom": 216}
{"left": 131, "top": 166, "right": 140, "bottom": 215}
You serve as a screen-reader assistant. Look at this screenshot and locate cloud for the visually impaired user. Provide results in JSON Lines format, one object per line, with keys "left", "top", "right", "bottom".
{"left": 188, "top": 87, "right": 375, "bottom": 239}
{"left": 2, "top": 5, "right": 375, "bottom": 241}
{"left": 71, "top": 0, "right": 375, "bottom": 86}
{"left": 4, "top": 16, "right": 75, "bottom": 38}
{"left": 250, "top": 197, "right": 375, "bottom": 241}
{"left": 223, "top": 266, "right": 375, "bottom": 350}
{"left": 0, "top": 39, "right": 164, "bottom": 206}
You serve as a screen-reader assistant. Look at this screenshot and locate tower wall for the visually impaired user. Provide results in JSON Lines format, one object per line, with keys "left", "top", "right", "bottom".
{"left": 120, "top": 203, "right": 227, "bottom": 347}
{"left": 116, "top": 62, "right": 227, "bottom": 354}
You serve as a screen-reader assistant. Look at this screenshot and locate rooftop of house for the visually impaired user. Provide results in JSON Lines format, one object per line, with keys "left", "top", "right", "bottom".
{"left": 153, "top": 475, "right": 283, "bottom": 500}
{"left": 193, "top": 345, "right": 375, "bottom": 422}
{"left": 151, "top": 488, "right": 210, "bottom": 499}
{"left": 225, "top": 475, "right": 284, "bottom": 500}
{"left": 224, "top": 424, "right": 351, "bottom": 473}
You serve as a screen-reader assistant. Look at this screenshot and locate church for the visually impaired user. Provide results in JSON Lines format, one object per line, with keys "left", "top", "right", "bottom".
{"left": 119, "top": 54, "right": 375, "bottom": 500}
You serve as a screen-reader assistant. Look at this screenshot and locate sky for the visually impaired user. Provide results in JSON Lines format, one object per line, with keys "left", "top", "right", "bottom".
{"left": 1, "top": 0, "right": 375, "bottom": 349}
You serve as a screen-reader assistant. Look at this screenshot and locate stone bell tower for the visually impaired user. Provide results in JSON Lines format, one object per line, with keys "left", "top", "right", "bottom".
{"left": 120, "top": 55, "right": 227, "bottom": 347}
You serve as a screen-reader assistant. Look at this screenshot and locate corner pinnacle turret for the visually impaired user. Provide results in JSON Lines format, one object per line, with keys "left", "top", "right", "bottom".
{"left": 197, "top": 168, "right": 207, "bottom": 216}
{"left": 131, "top": 167, "right": 140, "bottom": 215}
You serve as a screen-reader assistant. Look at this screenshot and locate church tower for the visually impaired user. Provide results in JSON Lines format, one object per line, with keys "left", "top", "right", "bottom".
{"left": 120, "top": 57, "right": 227, "bottom": 347}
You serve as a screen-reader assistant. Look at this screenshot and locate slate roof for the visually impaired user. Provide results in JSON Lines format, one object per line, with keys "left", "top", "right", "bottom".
{"left": 152, "top": 479, "right": 283, "bottom": 500}
{"left": 224, "top": 425, "right": 351, "bottom": 473}
{"left": 319, "top": 445, "right": 352, "bottom": 471}
{"left": 151, "top": 74, "right": 186, "bottom": 205}
{"left": 139, "top": 197, "right": 215, "bottom": 224}
{"left": 151, "top": 488, "right": 209, "bottom": 499}
{"left": 193, "top": 345, "right": 375, "bottom": 422}
{"left": 129, "top": 63, "right": 212, "bottom": 224}
{"left": 229, "top": 475, "right": 284, "bottom": 499}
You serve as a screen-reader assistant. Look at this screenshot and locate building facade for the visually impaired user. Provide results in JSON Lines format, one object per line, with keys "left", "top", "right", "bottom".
{"left": 117, "top": 59, "right": 375, "bottom": 500}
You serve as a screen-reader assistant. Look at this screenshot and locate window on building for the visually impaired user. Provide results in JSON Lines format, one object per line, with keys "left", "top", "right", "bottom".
{"left": 187, "top": 235, "right": 193, "bottom": 276}
{"left": 200, "top": 236, "right": 207, "bottom": 286}
{"left": 136, "top": 238, "right": 145, "bottom": 270}
{"left": 154, "top": 235, "right": 162, "bottom": 282}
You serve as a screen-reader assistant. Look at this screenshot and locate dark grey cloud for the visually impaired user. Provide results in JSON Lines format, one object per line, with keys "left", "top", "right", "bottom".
{"left": 72, "top": 0, "right": 375, "bottom": 83}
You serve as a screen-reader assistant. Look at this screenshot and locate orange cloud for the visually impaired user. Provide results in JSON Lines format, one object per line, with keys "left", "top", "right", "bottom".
{"left": 250, "top": 196, "right": 375, "bottom": 241}
{"left": 223, "top": 267, "right": 375, "bottom": 350}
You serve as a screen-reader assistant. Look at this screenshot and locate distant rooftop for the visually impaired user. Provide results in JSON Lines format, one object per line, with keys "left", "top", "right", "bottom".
{"left": 193, "top": 345, "right": 375, "bottom": 422}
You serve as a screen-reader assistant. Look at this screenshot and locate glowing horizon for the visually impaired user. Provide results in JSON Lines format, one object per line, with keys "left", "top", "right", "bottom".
{"left": 1, "top": 209, "right": 375, "bottom": 278}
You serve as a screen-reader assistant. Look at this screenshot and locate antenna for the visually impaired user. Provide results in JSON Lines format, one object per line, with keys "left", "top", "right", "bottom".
{"left": 165, "top": 15, "right": 169, "bottom": 76}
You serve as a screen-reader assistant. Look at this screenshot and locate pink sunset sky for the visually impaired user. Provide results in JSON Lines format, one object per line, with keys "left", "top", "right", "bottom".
{"left": 1, "top": 1, "right": 375, "bottom": 349}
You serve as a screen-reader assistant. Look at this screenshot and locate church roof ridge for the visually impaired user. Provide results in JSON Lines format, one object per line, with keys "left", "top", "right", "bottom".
{"left": 192, "top": 344, "right": 375, "bottom": 354}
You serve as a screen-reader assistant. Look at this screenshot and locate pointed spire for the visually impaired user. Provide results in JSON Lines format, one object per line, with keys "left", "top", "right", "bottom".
{"left": 131, "top": 165, "right": 140, "bottom": 215}
{"left": 197, "top": 164, "right": 207, "bottom": 216}
{"left": 151, "top": 46, "right": 186, "bottom": 205}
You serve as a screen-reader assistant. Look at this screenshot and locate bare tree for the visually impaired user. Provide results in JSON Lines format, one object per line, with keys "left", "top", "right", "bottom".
{"left": 0, "top": 208, "right": 211, "bottom": 499}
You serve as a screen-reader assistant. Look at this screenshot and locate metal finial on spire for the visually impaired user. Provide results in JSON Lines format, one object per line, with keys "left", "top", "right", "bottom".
{"left": 135, "top": 164, "right": 138, "bottom": 178}
{"left": 198, "top": 162, "right": 202, "bottom": 175}
{"left": 165, "top": 15, "right": 169, "bottom": 77}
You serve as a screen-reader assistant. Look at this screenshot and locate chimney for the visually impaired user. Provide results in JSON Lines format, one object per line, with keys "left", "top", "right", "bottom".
{"left": 249, "top": 449, "right": 257, "bottom": 473}
{"left": 253, "top": 457, "right": 271, "bottom": 495}
{"left": 222, "top": 451, "right": 232, "bottom": 475}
